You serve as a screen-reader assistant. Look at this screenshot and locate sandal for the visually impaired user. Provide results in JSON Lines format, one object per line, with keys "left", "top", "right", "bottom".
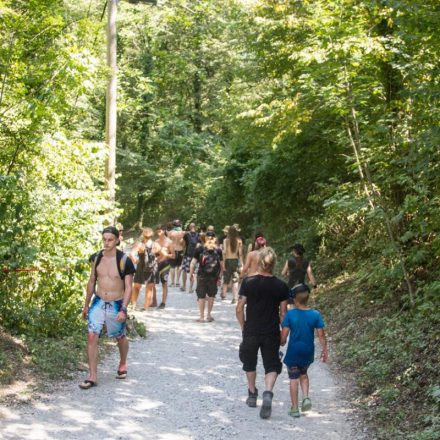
{"left": 116, "top": 370, "right": 127, "bottom": 379}
{"left": 301, "top": 397, "right": 312, "bottom": 412}
{"left": 288, "top": 407, "right": 300, "bottom": 418}
{"left": 207, "top": 316, "right": 214, "bottom": 322}
{"left": 79, "top": 379, "right": 96, "bottom": 390}
{"left": 196, "top": 318, "right": 205, "bottom": 323}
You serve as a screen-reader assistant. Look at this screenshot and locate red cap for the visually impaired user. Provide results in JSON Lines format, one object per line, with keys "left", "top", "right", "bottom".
{"left": 256, "top": 236, "right": 267, "bottom": 248}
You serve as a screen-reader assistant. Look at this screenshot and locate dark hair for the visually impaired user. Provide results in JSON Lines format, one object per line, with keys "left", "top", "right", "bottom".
{"left": 292, "top": 243, "right": 305, "bottom": 269}
{"left": 156, "top": 224, "right": 165, "bottom": 231}
{"left": 252, "top": 232, "right": 265, "bottom": 251}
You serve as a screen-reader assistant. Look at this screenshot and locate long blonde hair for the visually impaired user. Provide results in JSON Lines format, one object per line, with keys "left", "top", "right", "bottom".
{"left": 258, "top": 247, "right": 277, "bottom": 274}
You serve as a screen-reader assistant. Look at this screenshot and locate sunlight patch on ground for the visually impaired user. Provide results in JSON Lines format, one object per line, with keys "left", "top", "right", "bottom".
{"left": 197, "top": 384, "right": 224, "bottom": 394}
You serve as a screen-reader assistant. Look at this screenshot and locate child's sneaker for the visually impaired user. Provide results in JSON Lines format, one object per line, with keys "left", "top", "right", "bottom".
{"left": 288, "top": 407, "right": 300, "bottom": 418}
{"left": 301, "top": 397, "right": 312, "bottom": 412}
{"left": 245, "top": 388, "right": 258, "bottom": 407}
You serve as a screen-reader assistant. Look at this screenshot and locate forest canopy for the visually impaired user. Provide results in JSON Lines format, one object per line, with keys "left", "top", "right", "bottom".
{"left": 0, "top": 1, "right": 439, "bottom": 438}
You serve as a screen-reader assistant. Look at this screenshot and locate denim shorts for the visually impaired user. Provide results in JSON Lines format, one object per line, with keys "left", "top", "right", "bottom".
{"left": 287, "top": 365, "right": 310, "bottom": 380}
{"left": 88, "top": 296, "right": 126, "bottom": 339}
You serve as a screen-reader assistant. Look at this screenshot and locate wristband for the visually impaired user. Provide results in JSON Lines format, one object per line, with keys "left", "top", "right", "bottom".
{"left": 121, "top": 306, "right": 128, "bottom": 314}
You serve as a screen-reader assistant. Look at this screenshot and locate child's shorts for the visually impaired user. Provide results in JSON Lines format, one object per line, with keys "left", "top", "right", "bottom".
{"left": 287, "top": 365, "right": 310, "bottom": 380}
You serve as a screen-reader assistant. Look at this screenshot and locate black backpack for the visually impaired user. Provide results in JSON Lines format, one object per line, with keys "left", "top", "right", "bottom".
{"left": 186, "top": 232, "right": 199, "bottom": 258}
{"left": 142, "top": 243, "right": 156, "bottom": 271}
{"left": 199, "top": 248, "right": 221, "bottom": 277}
{"left": 91, "top": 249, "right": 130, "bottom": 279}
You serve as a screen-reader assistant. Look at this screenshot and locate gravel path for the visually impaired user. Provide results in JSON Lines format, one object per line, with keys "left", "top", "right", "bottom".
{"left": 1, "top": 286, "right": 365, "bottom": 440}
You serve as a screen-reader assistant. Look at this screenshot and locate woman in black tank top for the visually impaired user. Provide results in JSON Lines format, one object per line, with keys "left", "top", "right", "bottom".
{"left": 281, "top": 243, "right": 317, "bottom": 289}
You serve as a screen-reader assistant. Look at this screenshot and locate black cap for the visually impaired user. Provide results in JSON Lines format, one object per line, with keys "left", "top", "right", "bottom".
{"left": 102, "top": 226, "right": 120, "bottom": 238}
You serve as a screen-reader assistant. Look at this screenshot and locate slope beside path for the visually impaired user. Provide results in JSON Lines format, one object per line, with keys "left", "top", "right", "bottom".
{"left": 0, "top": 286, "right": 367, "bottom": 440}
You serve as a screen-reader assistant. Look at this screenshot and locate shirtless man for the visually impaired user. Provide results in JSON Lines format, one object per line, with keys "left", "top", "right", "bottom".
{"left": 168, "top": 219, "right": 185, "bottom": 287}
{"left": 80, "top": 226, "right": 136, "bottom": 389}
{"left": 221, "top": 224, "right": 243, "bottom": 303}
{"left": 155, "top": 224, "right": 174, "bottom": 309}
{"left": 241, "top": 236, "right": 267, "bottom": 279}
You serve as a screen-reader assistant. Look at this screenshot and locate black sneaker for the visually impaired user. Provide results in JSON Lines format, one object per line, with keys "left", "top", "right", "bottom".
{"left": 246, "top": 388, "right": 258, "bottom": 408}
{"left": 158, "top": 303, "right": 166, "bottom": 309}
{"left": 259, "top": 390, "right": 273, "bottom": 419}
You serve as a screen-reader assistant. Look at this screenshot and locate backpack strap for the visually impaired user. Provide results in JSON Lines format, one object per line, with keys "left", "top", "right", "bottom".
{"left": 116, "top": 249, "right": 128, "bottom": 279}
{"left": 92, "top": 250, "right": 104, "bottom": 280}
{"left": 94, "top": 250, "right": 127, "bottom": 280}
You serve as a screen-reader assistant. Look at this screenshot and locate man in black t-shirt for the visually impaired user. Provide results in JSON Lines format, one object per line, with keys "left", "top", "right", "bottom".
{"left": 236, "top": 247, "right": 288, "bottom": 419}
{"left": 190, "top": 232, "right": 224, "bottom": 322}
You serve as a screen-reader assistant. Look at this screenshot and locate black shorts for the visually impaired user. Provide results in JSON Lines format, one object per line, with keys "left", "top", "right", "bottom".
{"left": 196, "top": 277, "right": 217, "bottom": 299}
{"left": 224, "top": 258, "right": 239, "bottom": 284}
{"left": 156, "top": 260, "right": 170, "bottom": 284}
{"left": 170, "top": 250, "right": 184, "bottom": 268}
{"left": 134, "top": 266, "right": 156, "bottom": 285}
{"left": 239, "top": 333, "right": 282, "bottom": 375}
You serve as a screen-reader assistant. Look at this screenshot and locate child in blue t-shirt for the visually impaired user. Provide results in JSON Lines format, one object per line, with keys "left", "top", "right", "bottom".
{"left": 280, "top": 284, "right": 328, "bottom": 418}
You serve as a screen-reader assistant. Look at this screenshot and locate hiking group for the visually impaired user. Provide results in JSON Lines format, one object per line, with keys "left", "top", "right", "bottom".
{"left": 79, "top": 221, "right": 328, "bottom": 420}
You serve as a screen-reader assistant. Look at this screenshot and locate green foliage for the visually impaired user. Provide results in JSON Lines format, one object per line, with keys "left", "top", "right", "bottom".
{"left": 26, "top": 330, "right": 88, "bottom": 379}
{"left": 0, "top": 0, "right": 113, "bottom": 337}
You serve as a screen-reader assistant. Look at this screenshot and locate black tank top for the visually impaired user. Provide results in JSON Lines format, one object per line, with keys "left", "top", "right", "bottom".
{"left": 287, "top": 257, "right": 309, "bottom": 288}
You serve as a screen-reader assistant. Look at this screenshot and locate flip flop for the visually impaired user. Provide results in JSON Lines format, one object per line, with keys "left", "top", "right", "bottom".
{"left": 116, "top": 370, "right": 127, "bottom": 379}
{"left": 196, "top": 318, "right": 205, "bottom": 323}
{"left": 79, "top": 380, "right": 96, "bottom": 390}
{"left": 207, "top": 316, "right": 214, "bottom": 322}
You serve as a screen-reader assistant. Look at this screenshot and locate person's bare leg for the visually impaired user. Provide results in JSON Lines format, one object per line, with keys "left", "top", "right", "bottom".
{"left": 117, "top": 336, "right": 129, "bottom": 372}
{"left": 198, "top": 298, "right": 205, "bottom": 321}
{"left": 299, "top": 373, "right": 309, "bottom": 398}
{"left": 246, "top": 371, "right": 257, "bottom": 393}
{"left": 264, "top": 371, "right": 278, "bottom": 392}
{"left": 207, "top": 297, "right": 214, "bottom": 320}
{"left": 231, "top": 281, "right": 239, "bottom": 303}
{"left": 131, "top": 283, "right": 141, "bottom": 306}
{"left": 170, "top": 268, "right": 176, "bottom": 286}
{"left": 222, "top": 282, "right": 229, "bottom": 300}
{"left": 151, "top": 285, "right": 157, "bottom": 307}
{"left": 144, "top": 283, "right": 154, "bottom": 308}
{"left": 87, "top": 332, "right": 99, "bottom": 382}
{"left": 181, "top": 271, "right": 187, "bottom": 291}
{"left": 176, "top": 267, "right": 182, "bottom": 286}
{"left": 161, "top": 282, "right": 168, "bottom": 304}
{"left": 290, "top": 379, "right": 300, "bottom": 408}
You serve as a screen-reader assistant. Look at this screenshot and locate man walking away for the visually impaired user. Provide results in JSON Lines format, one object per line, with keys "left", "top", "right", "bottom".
{"left": 181, "top": 223, "right": 200, "bottom": 293}
{"left": 236, "top": 247, "right": 289, "bottom": 419}
{"left": 155, "top": 224, "right": 174, "bottom": 309}
{"left": 168, "top": 219, "right": 185, "bottom": 287}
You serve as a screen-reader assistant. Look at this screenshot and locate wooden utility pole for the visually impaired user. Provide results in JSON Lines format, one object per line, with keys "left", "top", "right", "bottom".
{"left": 105, "top": 0, "right": 118, "bottom": 203}
{"left": 104, "top": 0, "right": 156, "bottom": 205}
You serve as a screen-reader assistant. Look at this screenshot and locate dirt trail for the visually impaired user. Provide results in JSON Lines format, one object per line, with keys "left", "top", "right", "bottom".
{"left": 0, "top": 286, "right": 366, "bottom": 440}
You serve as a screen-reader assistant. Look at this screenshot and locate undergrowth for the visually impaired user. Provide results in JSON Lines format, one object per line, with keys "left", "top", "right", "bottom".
{"left": 314, "top": 275, "right": 440, "bottom": 440}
